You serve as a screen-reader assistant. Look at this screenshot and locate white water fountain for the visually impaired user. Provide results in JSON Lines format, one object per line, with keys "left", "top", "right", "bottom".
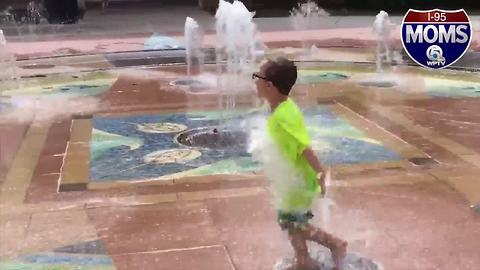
{"left": 180, "top": 0, "right": 262, "bottom": 94}
{"left": 290, "top": 1, "right": 329, "bottom": 31}
{"left": 290, "top": 1, "right": 329, "bottom": 58}
{"left": 0, "top": 29, "right": 17, "bottom": 96}
{"left": 355, "top": 10, "right": 407, "bottom": 89}
{"left": 185, "top": 17, "right": 205, "bottom": 77}
{"left": 372, "top": 10, "right": 393, "bottom": 72}
{"left": 176, "top": 0, "right": 264, "bottom": 153}
{"left": 215, "top": 0, "right": 258, "bottom": 86}
{"left": 180, "top": 0, "right": 261, "bottom": 114}
{"left": 214, "top": 0, "right": 231, "bottom": 75}
{"left": 214, "top": 0, "right": 263, "bottom": 128}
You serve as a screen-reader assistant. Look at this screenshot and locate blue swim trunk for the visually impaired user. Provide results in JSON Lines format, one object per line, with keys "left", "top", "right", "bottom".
{"left": 277, "top": 210, "right": 314, "bottom": 230}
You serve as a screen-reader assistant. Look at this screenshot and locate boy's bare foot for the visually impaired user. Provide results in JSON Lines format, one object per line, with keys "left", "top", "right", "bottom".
{"left": 331, "top": 240, "right": 347, "bottom": 270}
{"left": 286, "top": 258, "right": 318, "bottom": 270}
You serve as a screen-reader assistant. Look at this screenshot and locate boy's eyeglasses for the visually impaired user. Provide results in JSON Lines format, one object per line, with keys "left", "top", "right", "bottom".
{"left": 252, "top": 73, "right": 269, "bottom": 81}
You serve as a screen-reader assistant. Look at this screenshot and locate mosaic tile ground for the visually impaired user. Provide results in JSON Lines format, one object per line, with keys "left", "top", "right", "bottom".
{"left": 90, "top": 105, "right": 400, "bottom": 182}
{"left": 299, "top": 69, "right": 480, "bottom": 98}
{"left": 0, "top": 254, "right": 115, "bottom": 270}
{"left": 0, "top": 239, "right": 114, "bottom": 270}
{"left": 2, "top": 22, "right": 480, "bottom": 270}
{"left": 2, "top": 72, "right": 117, "bottom": 98}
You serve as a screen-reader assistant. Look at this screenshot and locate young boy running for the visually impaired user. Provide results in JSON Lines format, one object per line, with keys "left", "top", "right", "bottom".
{"left": 252, "top": 58, "right": 347, "bottom": 270}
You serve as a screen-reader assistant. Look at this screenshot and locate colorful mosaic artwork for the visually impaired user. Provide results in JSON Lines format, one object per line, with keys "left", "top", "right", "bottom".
{"left": 424, "top": 77, "right": 480, "bottom": 97}
{"left": 90, "top": 105, "right": 400, "bottom": 182}
{"left": 298, "top": 69, "right": 480, "bottom": 98}
{"left": 297, "top": 70, "right": 350, "bottom": 84}
{"left": 0, "top": 240, "right": 115, "bottom": 270}
{"left": 0, "top": 254, "right": 115, "bottom": 270}
{"left": 2, "top": 72, "right": 117, "bottom": 98}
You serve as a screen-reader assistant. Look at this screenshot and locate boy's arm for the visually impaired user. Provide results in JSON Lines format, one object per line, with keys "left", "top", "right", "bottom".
{"left": 302, "top": 147, "right": 327, "bottom": 195}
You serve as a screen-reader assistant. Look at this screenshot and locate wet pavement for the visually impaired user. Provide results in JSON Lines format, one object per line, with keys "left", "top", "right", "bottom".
{"left": 1, "top": 29, "right": 480, "bottom": 270}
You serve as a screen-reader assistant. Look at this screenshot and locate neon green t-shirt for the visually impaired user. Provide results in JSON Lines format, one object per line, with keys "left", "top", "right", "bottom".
{"left": 267, "top": 98, "right": 320, "bottom": 212}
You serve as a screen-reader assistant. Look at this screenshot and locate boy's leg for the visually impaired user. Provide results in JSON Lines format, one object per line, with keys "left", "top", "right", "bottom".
{"left": 287, "top": 227, "right": 317, "bottom": 270}
{"left": 302, "top": 224, "right": 347, "bottom": 269}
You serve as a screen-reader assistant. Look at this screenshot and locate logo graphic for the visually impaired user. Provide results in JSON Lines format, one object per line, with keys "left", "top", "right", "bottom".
{"left": 426, "top": 45, "right": 445, "bottom": 65}
{"left": 401, "top": 9, "right": 472, "bottom": 69}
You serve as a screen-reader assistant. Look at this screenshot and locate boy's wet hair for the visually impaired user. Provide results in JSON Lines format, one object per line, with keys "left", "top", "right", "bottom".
{"left": 265, "top": 57, "right": 298, "bottom": 96}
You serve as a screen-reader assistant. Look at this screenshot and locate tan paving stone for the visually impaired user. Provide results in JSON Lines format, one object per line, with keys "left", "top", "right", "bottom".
{"left": 428, "top": 166, "right": 480, "bottom": 180}
{"left": 60, "top": 142, "right": 90, "bottom": 188}
{"left": 85, "top": 193, "right": 178, "bottom": 209}
{"left": 333, "top": 160, "right": 409, "bottom": 174}
{"left": 443, "top": 176, "right": 480, "bottom": 206}
{"left": 0, "top": 123, "right": 50, "bottom": 204}
{"left": 88, "top": 174, "right": 261, "bottom": 192}
{"left": 177, "top": 187, "right": 267, "bottom": 201}
{"left": 87, "top": 201, "right": 219, "bottom": 254}
{"left": 333, "top": 104, "right": 424, "bottom": 158}
{"left": 173, "top": 174, "right": 258, "bottom": 184}
{"left": 15, "top": 55, "right": 114, "bottom": 78}
{"left": 23, "top": 209, "right": 98, "bottom": 254}
{"left": 372, "top": 104, "right": 480, "bottom": 167}
{"left": 70, "top": 119, "right": 93, "bottom": 143}
{"left": 0, "top": 213, "right": 30, "bottom": 258}
{"left": 336, "top": 172, "right": 436, "bottom": 188}
{"left": 0, "top": 200, "right": 85, "bottom": 217}
{"left": 111, "top": 245, "right": 234, "bottom": 270}
{"left": 427, "top": 137, "right": 478, "bottom": 156}
{"left": 87, "top": 179, "right": 174, "bottom": 190}
{"left": 459, "top": 154, "right": 480, "bottom": 168}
